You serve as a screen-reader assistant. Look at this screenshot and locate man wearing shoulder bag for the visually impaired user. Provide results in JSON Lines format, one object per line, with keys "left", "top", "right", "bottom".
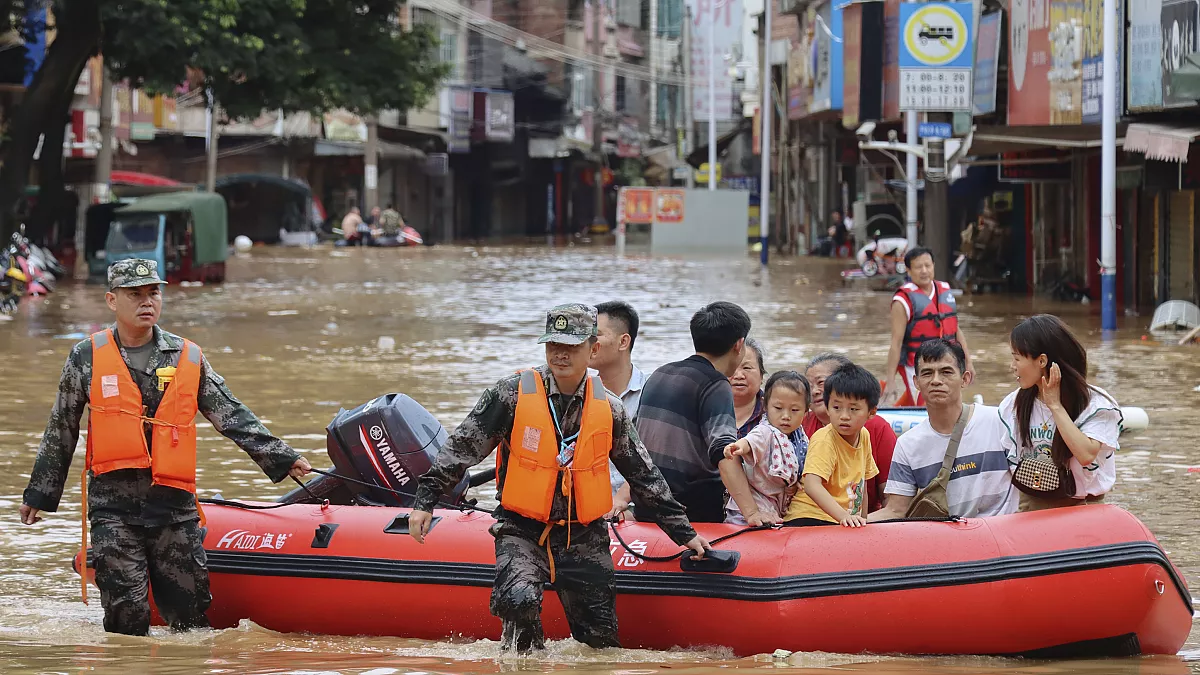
{"left": 870, "top": 339, "right": 1018, "bottom": 520}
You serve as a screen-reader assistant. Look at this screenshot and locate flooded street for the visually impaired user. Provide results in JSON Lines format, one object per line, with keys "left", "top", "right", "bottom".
{"left": 0, "top": 245, "right": 1197, "bottom": 674}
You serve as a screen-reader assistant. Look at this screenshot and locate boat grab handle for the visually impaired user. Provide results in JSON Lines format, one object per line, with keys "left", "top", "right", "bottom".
{"left": 680, "top": 549, "right": 740, "bottom": 573}
{"left": 385, "top": 514, "right": 442, "bottom": 535}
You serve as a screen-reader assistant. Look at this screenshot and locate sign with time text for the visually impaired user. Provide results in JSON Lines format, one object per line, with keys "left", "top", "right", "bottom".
{"left": 899, "top": 2, "right": 974, "bottom": 111}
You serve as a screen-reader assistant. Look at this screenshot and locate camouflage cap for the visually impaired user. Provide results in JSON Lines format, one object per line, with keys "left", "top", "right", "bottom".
{"left": 107, "top": 259, "right": 165, "bottom": 290}
{"left": 538, "top": 303, "right": 598, "bottom": 345}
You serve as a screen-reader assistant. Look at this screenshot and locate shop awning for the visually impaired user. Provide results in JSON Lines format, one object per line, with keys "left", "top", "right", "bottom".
{"left": 314, "top": 139, "right": 425, "bottom": 161}
{"left": 1123, "top": 123, "right": 1200, "bottom": 162}
{"left": 967, "top": 124, "right": 1126, "bottom": 156}
{"left": 686, "top": 121, "right": 749, "bottom": 166}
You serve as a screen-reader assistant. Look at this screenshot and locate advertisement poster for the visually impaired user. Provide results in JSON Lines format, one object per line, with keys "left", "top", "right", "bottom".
{"left": 1162, "top": 0, "right": 1199, "bottom": 106}
{"left": 1082, "top": 0, "right": 1123, "bottom": 121}
{"left": 974, "top": 12, "right": 1003, "bottom": 114}
{"left": 788, "top": 35, "right": 808, "bottom": 119}
{"left": 686, "top": 0, "right": 745, "bottom": 120}
{"left": 622, "top": 188, "right": 655, "bottom": 224}
{"left": 655, "top": 189, "right": 686, "bottom": 223}
{"left": 1128, "top": 0, "right": 1164, "bottom": 110}
{"left": 1008, "top": 0, "right": 1053, "bottom": 124}
{"left": 1048, "top": 0, "right": 1083, "bottom": 124}
{"left": 810, "top": 0, "right": 843, "bottom": 113}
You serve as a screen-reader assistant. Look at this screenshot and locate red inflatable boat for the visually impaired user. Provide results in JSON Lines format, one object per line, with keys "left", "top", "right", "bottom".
{"left": 78, "top": 502, "right": 1192, "bottom": 657}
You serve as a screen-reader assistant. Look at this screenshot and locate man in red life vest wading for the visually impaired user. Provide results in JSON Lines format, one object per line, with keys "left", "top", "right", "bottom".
{"left": 882, "top": 247, "right": 973, "bottom": 406}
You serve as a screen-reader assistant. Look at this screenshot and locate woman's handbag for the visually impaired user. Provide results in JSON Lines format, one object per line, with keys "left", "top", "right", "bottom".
{"left": 1012, "top": 454, "right": 1076, "bottom": 499}
{"left": 905, "top": 404, "right": 973, "bottom": 519}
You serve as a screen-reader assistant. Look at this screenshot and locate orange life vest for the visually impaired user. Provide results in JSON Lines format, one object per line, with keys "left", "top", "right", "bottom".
{"left": 501, "top": 370, "right": 613, "bottom": 525}
{"left": 85, "top": 328, "right": 203, "bottom": 492}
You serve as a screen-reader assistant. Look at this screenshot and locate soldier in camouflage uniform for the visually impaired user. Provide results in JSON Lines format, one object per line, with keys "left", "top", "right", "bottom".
{"left": 18, "top": 259, "right": 311, "bottom": 636}
{"left": 409, "top": 304, "right": 710, "bottom": 653}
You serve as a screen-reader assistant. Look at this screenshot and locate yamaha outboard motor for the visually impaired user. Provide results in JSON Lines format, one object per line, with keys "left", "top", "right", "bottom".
{"left": 279, "top": 393, "right": 470, "bottom": 507}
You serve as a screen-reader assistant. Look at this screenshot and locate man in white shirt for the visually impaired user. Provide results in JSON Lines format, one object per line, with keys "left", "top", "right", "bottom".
{"left": 871, "top": 338, "right": 1018, "bottom": 520}
{"left": 591, "top": 301, "right": 646, "bottom": 418}
{"left": 590, "top": 301, "right": 646, "bottom": 516}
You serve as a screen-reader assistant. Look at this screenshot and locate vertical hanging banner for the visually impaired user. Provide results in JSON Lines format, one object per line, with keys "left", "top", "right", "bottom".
{"left": 973, "top": 11, "right": 1003, "bottom": 114}
{"left": 844, "top": 2, "right": 885, "bottom": 127}
{"left": 1127, "top": 0, "right": 1164, "bottom": 110}
{"left": 1082, "top": 0, "right": 1123, "bottom": 122}
{"left": 1047, "top": 0, "right": 1084, "bottom": 124}
{"left": 898, "top": 2, "right": 975, "bottom": 111}
{"left": 1008, "top": 0, "right": 1054, "bottom": 123}
{"left": 686, "top": 0, "right": 745, "bottom": 120}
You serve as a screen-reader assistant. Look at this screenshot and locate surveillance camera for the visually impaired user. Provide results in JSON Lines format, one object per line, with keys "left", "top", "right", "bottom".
{"left": 856, "top": 121, "right": 876, "bottom": 140}
{"left": 887, "top": 129, "right": 899, "bottom": 142}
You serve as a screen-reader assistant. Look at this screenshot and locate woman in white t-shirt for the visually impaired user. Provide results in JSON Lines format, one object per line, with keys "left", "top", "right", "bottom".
{"left": 998, "top": 314, "right": 1122, "bottom": 512}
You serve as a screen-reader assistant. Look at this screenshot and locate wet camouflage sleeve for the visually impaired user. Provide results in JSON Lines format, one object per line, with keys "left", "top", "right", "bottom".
{"left": 198, "top": 356, "right": 300, "bottom": 483}
{"left": 22, "top": 342, "right": 90, "bottom": 512}
{"left": 607, "top": 399, "right": 698, "bottom": 546}
{"left": 413, "top": 374, "right": 521, "bottom": 512}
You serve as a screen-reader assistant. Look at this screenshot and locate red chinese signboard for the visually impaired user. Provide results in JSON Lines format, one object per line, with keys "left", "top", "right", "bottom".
{"left": 655, "top": 189, "right": 685, "bottom": 223}
{"left": 622, "top": 188, "right": 655, "bottom": 224}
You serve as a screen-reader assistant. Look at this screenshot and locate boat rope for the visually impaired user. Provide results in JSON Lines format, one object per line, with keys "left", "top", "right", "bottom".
{"left": 608, "top": 518, "right": 779, "bottom": 562}
{"left": 306, "top": 467, "right": 497, "bottom": 516}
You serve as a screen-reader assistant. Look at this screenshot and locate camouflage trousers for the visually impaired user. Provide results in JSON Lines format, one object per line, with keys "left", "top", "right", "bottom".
{"left": 91, "top": 516, "right": 212, "bottom": 636}
{"left": 489, "top": 518, "right": 619, "bottom": 652}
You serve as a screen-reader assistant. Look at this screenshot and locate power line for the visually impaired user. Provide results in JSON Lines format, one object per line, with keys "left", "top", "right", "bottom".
{"left": 421, "top": 0, "right": 718, "bottom": 89}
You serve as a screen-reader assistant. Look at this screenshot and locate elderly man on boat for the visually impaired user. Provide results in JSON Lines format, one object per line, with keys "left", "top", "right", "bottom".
{"left": 408, "top": 303, "right": 709, "bottom": 653}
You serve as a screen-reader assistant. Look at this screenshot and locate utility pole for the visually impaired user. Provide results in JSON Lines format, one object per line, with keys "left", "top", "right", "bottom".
{"left": 82, "top": 65, "right": 114, "bottom": 278}
{"left": 1100, "top": 0, "right": 1117, "bottom": 330}
{"left": 924, "top": 136, "right": 949, "bottom": 280}
{"left": 759, "top": 0, "right": 771, "bottom": 264}
{"left": 707, "top": 0, "right": 718, "bottom": 190}
{"left": 93, "top": 67, "right": 114, "bottom": 203}
{"left": 684, "top": 7, "right": 695, "bottom": 188}
{"left": 365, "top": 115, "right": 379, "bottom": 212}
{"left": 905, "top": 110, "right": 918, "bottom": 248}
{"left": 592, "top": 0, "right": 608, "bottom": 231}
{"left": 205, "top": 88, "right": 219, "bottom": 192}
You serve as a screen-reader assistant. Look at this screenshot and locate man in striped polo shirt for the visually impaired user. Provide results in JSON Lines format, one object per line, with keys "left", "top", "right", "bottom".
{"left": 872, "top": 338, "right": 1018, "bottom": 520}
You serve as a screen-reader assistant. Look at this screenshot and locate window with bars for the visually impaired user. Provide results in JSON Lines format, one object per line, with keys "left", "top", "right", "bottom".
{"left": 616, "top": 75, "right": 628, "bottom": 111}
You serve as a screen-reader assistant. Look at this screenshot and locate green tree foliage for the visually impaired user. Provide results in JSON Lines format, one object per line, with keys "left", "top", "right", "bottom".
{"left": 0, "top": 0, "right": 448, "bottom": 240}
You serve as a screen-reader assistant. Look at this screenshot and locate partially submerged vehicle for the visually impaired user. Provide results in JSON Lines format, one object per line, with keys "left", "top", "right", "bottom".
{"left": 101, "top": 192, "right": 229, "bottom": 284}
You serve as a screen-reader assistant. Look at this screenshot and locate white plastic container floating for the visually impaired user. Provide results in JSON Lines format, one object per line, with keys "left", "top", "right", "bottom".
{"left": 1149, "top": 300, "right": 1200, "bottom": 332}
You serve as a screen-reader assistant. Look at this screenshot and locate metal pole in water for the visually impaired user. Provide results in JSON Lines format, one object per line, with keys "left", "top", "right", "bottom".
{"left": 1100, "top": 0, "right": 1118, "bottom": 331}
{"left": 905, "top": 110, "right": 919, "bottom": 248}
{"left": 759, "top": 0, "right": 771, "bottom": 265}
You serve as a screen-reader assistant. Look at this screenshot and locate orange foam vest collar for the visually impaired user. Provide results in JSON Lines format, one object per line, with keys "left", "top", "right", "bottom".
{"left": 502, "top": 370, "right": 613, "bottom": 524}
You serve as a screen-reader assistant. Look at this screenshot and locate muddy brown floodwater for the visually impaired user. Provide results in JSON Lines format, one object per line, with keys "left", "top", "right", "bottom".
{"left": 0, "top": 245, "right": 1196, "bottom": 675}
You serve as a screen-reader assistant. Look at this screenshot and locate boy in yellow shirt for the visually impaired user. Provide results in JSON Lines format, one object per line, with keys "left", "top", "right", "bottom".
{"left": 784, "top": 364, "right": 880, "bottom": 527}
